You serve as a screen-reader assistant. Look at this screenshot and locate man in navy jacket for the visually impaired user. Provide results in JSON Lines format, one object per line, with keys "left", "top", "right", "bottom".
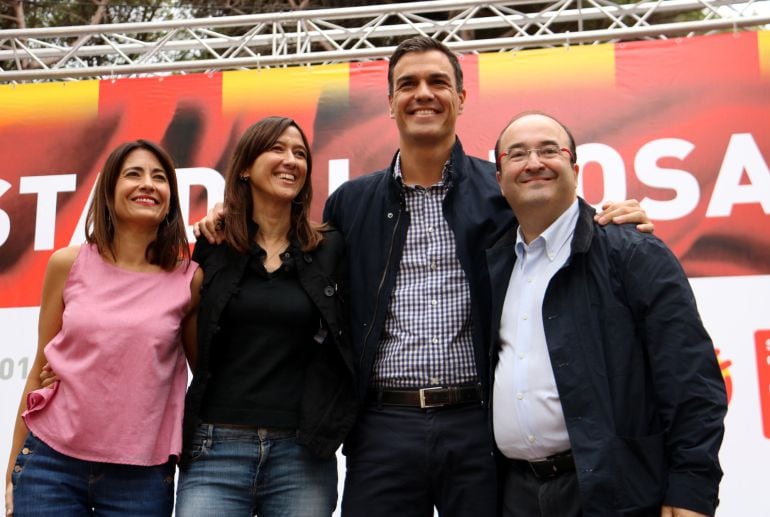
{"left": 487, "top": 111, "right": 726, "bottom": 517}
{"left": 322, "top": 39, "right": 653, "bottom": 517}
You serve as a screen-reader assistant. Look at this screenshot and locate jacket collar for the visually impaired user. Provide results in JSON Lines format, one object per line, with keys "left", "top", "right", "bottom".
{"left": 571, "top": 197, "right": 597, "bottom": 255}
{"left": 387, "top": 137, "right": 467, "bottom": 190}
{"left": 489, "top": 196, "right": 597, "bottom": 257}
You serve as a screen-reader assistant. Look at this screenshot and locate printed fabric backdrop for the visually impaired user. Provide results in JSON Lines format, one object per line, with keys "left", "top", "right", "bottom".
{"left": 1, "top": 30, "right": 769, "bottom": 515}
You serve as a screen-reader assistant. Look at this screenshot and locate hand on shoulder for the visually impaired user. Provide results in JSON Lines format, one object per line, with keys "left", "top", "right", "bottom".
{"left": 594, "top": 199, "right": 654, "bottom": 233}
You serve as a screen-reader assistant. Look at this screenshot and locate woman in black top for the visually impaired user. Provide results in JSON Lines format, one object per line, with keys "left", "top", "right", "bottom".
{"left": 176, "top": 116, "right": 356, "bottom": 516}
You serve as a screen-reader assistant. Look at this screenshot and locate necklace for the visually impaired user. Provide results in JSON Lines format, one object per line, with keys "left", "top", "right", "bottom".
{"left": 256, "top": 235, "right": 290, "bottom": 273}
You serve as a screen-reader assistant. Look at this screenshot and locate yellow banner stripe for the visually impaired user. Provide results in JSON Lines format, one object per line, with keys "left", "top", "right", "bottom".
{"left": 479, "top": 43, "right": 615, "bottom": 95}
{"left": 759, "top": 30, "right": 770, "bottom": 79}
{"left": 0, "top": 80, "right": 99, "bottom": 127}
{"left": 222, "top": 63, "right": 349, "bottom": 115}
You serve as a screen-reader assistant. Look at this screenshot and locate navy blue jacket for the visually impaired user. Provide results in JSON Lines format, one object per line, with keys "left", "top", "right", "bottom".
{"left": 486, "top": 198, "right": 727, "bottom": 516}
{"left": 323, "top": 139, "right": 514, "bottom": 401}
{"left": 181, "top": 229, "right": 357, "bottom": 461}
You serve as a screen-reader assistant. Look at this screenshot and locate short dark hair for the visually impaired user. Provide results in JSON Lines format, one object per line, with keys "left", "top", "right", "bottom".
{"left": 85, "top": 139, "right": 190, "bottom": 271}
{"left": 494, "top": 110, "right": 578, "bottom": 170}
{"left": 223, "top": 116, "right": 324, "bottom": 254}
{"left": 388, "top": 36, "right": 464, "bottom": 96}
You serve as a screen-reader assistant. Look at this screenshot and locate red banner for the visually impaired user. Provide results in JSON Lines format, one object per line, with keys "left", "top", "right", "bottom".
{"left": 1, "top": 31, "right": 769, "bottom": 308}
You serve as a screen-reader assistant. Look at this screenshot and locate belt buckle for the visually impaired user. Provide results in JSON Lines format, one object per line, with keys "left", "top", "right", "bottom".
{"left": 528, "top": 459, "right": 553, "bottom": 480}
{"left": 419, "top": 387, "right": 446, "bottom": 408}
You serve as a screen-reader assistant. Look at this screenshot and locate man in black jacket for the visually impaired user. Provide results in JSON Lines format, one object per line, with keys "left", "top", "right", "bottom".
{"left": 487, "top": 111, "right": 726, "bottom": 517}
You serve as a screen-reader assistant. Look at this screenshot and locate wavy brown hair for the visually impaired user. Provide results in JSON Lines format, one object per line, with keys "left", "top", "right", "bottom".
{"left": 222, "top": 116, "right": 325, "bottom": 254}
{"left": 85, "top": 139, "right": 190, "bottom": 271}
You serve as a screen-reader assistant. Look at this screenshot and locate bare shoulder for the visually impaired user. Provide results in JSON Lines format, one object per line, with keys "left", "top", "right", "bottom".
{"left": 47, "top": 245, "right": 81, "bottom": 276}
{"left": 191, "top": 266, "right": 204, "bottom": 291}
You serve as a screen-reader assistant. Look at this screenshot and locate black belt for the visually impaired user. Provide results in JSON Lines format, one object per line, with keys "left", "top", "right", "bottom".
{"left": 509, "top": 450, "right": 575, "bottom": 480}
{"left": 367, "top": 385, "right": 482, "bottom": 409}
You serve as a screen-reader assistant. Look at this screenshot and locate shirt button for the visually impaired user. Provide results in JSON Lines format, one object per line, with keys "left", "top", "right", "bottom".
{"left": 430, "top": 262, "right": 437, "bottom": 270}
{"left": 528, "top": 435, "right": 536, "bottom": 443}
{"left": 516, "top": 393, "right": 524, "bottom": 400}
{"left": 522, "top": 315, "right": 528, "bottom": 321}
{"left": 323, "top": 286, "right": 335, "bottom": 297}
{"left": 427, "top": 226, "right": 434, "bottom": 232}
{"left": 518, "top": 354, "right": 524, "bottom": 360}
{"left": 431, "top": 299, "right": 437, "bottom": 306}
{"left": 21, "top": 448, "right": 30, "bottom": 455}
{"left": 387, "top": 212, "right": 394, "bottom": 219}
{"left": 432, "top": 338, "right": 438, "bottom": 344}
{"left": 14, "top": 465, "right": 21, "bottom": 473}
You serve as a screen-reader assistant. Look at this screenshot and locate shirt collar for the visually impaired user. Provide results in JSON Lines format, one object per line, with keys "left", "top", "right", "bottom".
{"left": 515, "top": 199, "right": 580, "bottom": 262}
{"left": 393, "top": 151, "right": 453, "bottom": 189}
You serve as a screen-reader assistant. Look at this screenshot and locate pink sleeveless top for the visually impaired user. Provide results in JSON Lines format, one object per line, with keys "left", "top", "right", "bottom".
{"left": 24, "top": 243, "right": 198, "bottom": 466}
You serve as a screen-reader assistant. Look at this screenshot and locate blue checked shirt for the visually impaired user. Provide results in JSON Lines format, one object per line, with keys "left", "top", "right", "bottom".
{"left": 370, "top": 155, "right": 478, "bottom": 388}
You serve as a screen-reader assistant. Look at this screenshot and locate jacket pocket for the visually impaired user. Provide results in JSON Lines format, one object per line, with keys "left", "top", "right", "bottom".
{"left": 610, "top": 431, "right": 667, "bottom": 512}
{"left": 183, "top": 424, "right": 213, "bottom": 464}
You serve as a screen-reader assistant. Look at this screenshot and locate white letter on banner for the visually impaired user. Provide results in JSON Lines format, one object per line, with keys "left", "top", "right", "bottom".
{"left": 19, "top": 174, "right": 77, "bottom": 251}
{"left": 0, "top": 179, "right": 11, "bottom": 247}
{"left": 177, "top": 167, "right": 225, "bottom": 241}
{"left": 707, "top": 133, "right": 770, "bottom": 217}
{"left": 328, "top": 159, "right": 349, "bottom": 196}
{"left": 635, "top": 138, "right": 699, "bottom": 220}
{"left": 69, "top": 175, "right": 97, "bottom": 246}
{"left": 576, "top": 143, "right": 627, "bottom": 208}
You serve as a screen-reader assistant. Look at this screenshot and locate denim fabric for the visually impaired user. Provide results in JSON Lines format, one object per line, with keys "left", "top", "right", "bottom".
{"left": 176, "top": 424, "right": 337, "bottom": 517}
{"left": 11, "top": 433, "right": 174, "bottom": 516}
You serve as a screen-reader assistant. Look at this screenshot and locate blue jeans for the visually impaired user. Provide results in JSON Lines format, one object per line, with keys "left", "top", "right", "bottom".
{"left": 11, "top": 433, "right": 174, "bottom": 516}
{"left": 175, "top": 424, "right": 337, "bottom": 517}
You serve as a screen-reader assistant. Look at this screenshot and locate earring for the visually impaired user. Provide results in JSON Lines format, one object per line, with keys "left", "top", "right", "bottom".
{"left": 240, "top": 175, "right": 248, "bottom": 182}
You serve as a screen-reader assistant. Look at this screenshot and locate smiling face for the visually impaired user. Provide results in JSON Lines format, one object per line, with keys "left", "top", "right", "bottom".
{"left": 242, "top": 125, "right": 308, "bottom": 209}
{"left": 496, "top": 114, "right": 579, "bottom": 224}
{"left": 113, "top": 148, "right": 170, "bottom": 229}
{"left": 388, "top": 50, "right": 466, "bottom": 148}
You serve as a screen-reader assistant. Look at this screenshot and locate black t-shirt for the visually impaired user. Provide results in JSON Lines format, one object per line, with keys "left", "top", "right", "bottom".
{"left": 201, "top": 243, "right": 320, "bottom": 428}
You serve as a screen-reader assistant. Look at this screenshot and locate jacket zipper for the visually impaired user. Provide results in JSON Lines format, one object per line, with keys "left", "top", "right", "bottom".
{"left": 360, "top": 205, "right": 403, "bottom": 370}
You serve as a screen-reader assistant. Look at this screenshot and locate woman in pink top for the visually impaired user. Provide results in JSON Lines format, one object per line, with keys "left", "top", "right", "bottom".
{"left": 5, "top": 140, "right": 203, "bottom": 517}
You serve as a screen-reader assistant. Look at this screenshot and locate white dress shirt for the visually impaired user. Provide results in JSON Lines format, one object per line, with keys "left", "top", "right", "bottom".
{"left": 493, "top": 200, "right": 579, "bottom": 460}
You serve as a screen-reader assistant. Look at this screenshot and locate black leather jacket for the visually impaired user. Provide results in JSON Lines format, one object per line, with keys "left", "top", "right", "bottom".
{"left": 181, "top": 229, "right": 357, "bottom": 462}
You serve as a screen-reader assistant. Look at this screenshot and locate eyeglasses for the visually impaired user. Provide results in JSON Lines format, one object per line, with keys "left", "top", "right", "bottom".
{"left": 498, "top": 145, "right": 574, "bottom": 164}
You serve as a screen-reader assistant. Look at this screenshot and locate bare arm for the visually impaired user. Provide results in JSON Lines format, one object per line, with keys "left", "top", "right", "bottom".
{"left": 594, "top": 199, "right": 654, "bottom": 233}
{"left": 661, "top": 505, "right": 709, "bottom": 517}
{"left": 181, "top": 267, "right": 204, "bottom": 372}
{"left": 5, "top": 246, "right": 78, "bottom": 515}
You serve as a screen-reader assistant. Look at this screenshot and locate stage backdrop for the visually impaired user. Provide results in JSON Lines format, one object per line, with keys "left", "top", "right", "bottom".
{"left": 1, "top": 30, "right": 769, "bottom": 515}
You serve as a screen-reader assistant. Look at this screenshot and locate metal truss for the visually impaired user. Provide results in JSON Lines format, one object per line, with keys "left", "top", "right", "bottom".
{"left": 1, "top": 0, "right": 769, "bottom": 82}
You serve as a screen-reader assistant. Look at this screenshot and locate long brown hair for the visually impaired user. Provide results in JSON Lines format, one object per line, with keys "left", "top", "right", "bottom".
{"left": 85, "top": 139, "right": 190, "bottom": 271}
{"left": 223, "top": 116, "right": 324, "bottom": 253}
